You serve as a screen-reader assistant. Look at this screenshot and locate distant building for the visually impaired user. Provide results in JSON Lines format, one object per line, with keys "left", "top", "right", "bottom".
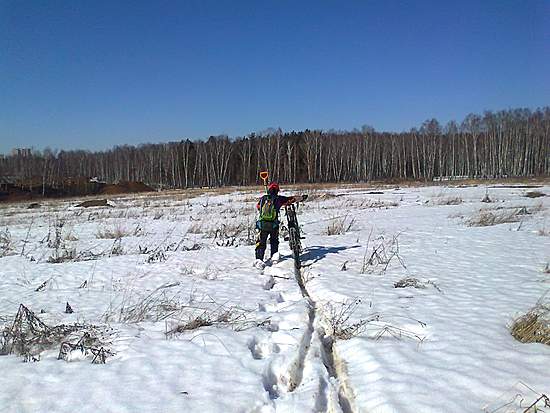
{"left": 11, "top": 148, "right": 32, "bottom": 157}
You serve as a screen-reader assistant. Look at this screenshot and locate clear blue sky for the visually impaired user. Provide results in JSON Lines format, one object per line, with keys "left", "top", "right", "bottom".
{"left": 1, "top": 0, "right": 548, "bottom": 154}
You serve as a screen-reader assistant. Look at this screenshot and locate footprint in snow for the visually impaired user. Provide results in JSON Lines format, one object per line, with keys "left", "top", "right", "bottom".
{"left": 263, "top": 276, "right": 275, "bottom": 290}
{"left": 248, "top": 336, "right": 281, "bottom": 360}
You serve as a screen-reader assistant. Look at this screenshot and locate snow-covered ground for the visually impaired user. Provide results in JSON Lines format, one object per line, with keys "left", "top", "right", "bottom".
{"left": 1, "top": 183, "right": 549, "bottom": 413}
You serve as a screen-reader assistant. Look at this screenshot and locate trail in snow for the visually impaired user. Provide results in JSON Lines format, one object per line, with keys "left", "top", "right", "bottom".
{"left": 293, "top": 263, "right": 356, "bottom": 413}
{"left": 256, "top": 250, "right": 358, "bottom": 412}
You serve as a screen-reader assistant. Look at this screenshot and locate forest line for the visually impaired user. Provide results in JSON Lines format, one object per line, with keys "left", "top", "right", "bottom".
{"left": 1, "top": 107, "right": 549, "bottom": 191}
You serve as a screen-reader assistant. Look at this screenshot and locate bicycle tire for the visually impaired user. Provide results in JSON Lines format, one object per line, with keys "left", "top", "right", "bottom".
{"left": 285, "top": 204, "right": 302, "bottom": 270}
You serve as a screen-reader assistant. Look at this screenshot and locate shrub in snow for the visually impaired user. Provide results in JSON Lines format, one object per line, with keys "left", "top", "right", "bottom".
{"left": 361, "top": 233, "right": 406, "bottom": 274}
{"left": 165, "top": 306, "right": 262, "bottom": 337}
{"left": 0, "top": 304, "right": 112, "bottom": 363}
{"left": 47, "top": 246, "right": 76, "bottom": 263}
{"left": 322, "top": 299, "right": 426, "bottom": 341}
{"left": 210, "top": 221, "right": 256, "bottom": 247}
{"left": 0, "top": 228, "right": 15, "bottom": 257}
{"left": 323, "top": 300, "right": 376, "bottom": 340}
{"left": 96, "top": 223, "right": 142, "bottom": 239}
{"left": 467, "top": 204, "right": 546, "bottom": 227}
{"left": 58, "top": 332, "right": 113, "bottom": 364}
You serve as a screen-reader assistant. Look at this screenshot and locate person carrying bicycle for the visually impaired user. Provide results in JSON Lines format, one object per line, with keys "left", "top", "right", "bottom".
{"left": 254, "top": 182, "right": 306, "bottom": 268}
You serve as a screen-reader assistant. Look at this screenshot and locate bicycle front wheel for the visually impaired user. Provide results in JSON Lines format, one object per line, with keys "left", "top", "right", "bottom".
{"left": 289, "top": 228, "right": 301, "bottom": 270}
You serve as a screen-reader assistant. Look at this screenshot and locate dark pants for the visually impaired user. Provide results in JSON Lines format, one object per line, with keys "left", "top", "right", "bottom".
{"left": 255, "top": 228, "right": 279, "bottom": 260}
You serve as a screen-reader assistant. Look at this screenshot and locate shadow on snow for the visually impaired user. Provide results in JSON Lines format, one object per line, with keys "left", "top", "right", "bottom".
{"left": 301, "top": 245, "right": 361, "bottom": 266}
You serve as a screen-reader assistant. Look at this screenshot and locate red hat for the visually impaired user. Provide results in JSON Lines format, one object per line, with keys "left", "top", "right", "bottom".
{"left": 268, "top": 182, "right": 280, "bottom": 193}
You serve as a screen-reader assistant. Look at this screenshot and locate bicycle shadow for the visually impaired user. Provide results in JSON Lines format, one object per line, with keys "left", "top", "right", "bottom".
{"left": 300, "top": 245, "right": 361, "bottom": 267}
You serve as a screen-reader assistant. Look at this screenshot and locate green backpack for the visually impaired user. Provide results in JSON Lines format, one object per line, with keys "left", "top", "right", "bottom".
{"left": 259, "top": 195, "right": 277, "bottom": 222}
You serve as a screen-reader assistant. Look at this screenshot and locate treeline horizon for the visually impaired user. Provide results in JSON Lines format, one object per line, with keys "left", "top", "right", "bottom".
{"left": 1, "top": 107, "right": 549, "bottom": 190}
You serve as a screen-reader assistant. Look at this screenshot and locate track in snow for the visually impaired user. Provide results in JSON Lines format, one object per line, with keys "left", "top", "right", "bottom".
{"left": 293, "top": 264, "right": 356, "bottom": 413}
{"left": 251, "top": 257, "right": 358, "bottom": 412}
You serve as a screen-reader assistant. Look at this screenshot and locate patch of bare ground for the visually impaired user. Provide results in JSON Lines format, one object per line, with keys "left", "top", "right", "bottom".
{"left": 76, "top": 199, "right": 110, "bottom": 208}
{"left": 524, "top": 191, "right": 546, "bottom": 198}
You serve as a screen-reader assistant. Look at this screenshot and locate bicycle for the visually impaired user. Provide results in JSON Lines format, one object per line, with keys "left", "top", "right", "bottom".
{"left": 284, "top": 203, "right": 304, "bottom": 270}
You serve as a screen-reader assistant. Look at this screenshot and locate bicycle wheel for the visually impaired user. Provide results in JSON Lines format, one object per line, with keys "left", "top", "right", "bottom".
{"left": 289, "top": 227, "right": 300, "bottom": 269}
{"left": 285, "top": 205, "right": 302, "bottom": 270}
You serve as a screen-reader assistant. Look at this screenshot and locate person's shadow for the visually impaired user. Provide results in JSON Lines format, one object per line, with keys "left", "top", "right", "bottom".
{"left": 300, "top": 245, "right": 361, "bottom": 266}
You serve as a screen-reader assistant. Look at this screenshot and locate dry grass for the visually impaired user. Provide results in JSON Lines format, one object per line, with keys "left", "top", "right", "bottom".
{"left": 326, "top": 215, "right": 356, "bottom": 235}
{"left": 47, "top": 247, "right": 77, "bottom": 263}
{"left": 305, "top": 190, "right": 339, "bottom": 201}
{"left": 361, "top": 232, "right": 406, "bottom": 274}
{"left": 466, "top": 209, "right": 520, "bottom": 227}
{"left": 394, "top": 277, "right": 425, "bottom": 289}
{"left": 165, "top": 305, "right": 262, "bottom": 336}
{"left": 0, "top": 304, "right": 112, "bottom": 363}
{"left": 324, "top": 299, "right": 378, "bottom": 340}
{"left": 433, "top": 196, "right": 463, "bottom": 206}
{"left": 96, "top": 223, "right": 143, "bottom": 239}
{"left": 187, "top": 222, "right": 204, "bottom": 234}
{"left": 482, "top": 381, "right": 549, "bottom": 412}
{"left": 510, "top": 303, "right": 550, "bottom": 346}
{"left": 207, "top": 220, "right": 256, "bottom": 247}
{"left": 448, "top": 211, "right": 465, "bottom": 219}
{"left": 394, "top": 277, "right": 442, "bottom": 292}
{"left": 319, "top": 198, "right": 398, "bottom": 210}
{"left": 355, "top": 198, "right": 398, "bottom": 208}
{"left": 64, "top": 232, "right": 79, "bottom": 241}
{"left": 0, "top": 228, "right": 14, "bottom": 257}
{"left": 58, "top": 332, "right": 113, "bottom": 364}
{"left": 104, "top": 282, "right": 185, "bottom": 323}
{"left": 467, "top": 204, "right": 545, "bottom": 227}
{"left": 323, "top": 299, "right": 426, "bottom": 342}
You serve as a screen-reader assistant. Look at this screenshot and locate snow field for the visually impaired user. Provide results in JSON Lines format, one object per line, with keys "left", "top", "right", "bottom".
{"left": 0, "top": 183, "right": 549, "bottom": 412}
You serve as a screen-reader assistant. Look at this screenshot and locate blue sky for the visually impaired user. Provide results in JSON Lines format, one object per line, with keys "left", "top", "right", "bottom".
{"left": 1, "top": 0, "right": 548, "bottom": 153}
